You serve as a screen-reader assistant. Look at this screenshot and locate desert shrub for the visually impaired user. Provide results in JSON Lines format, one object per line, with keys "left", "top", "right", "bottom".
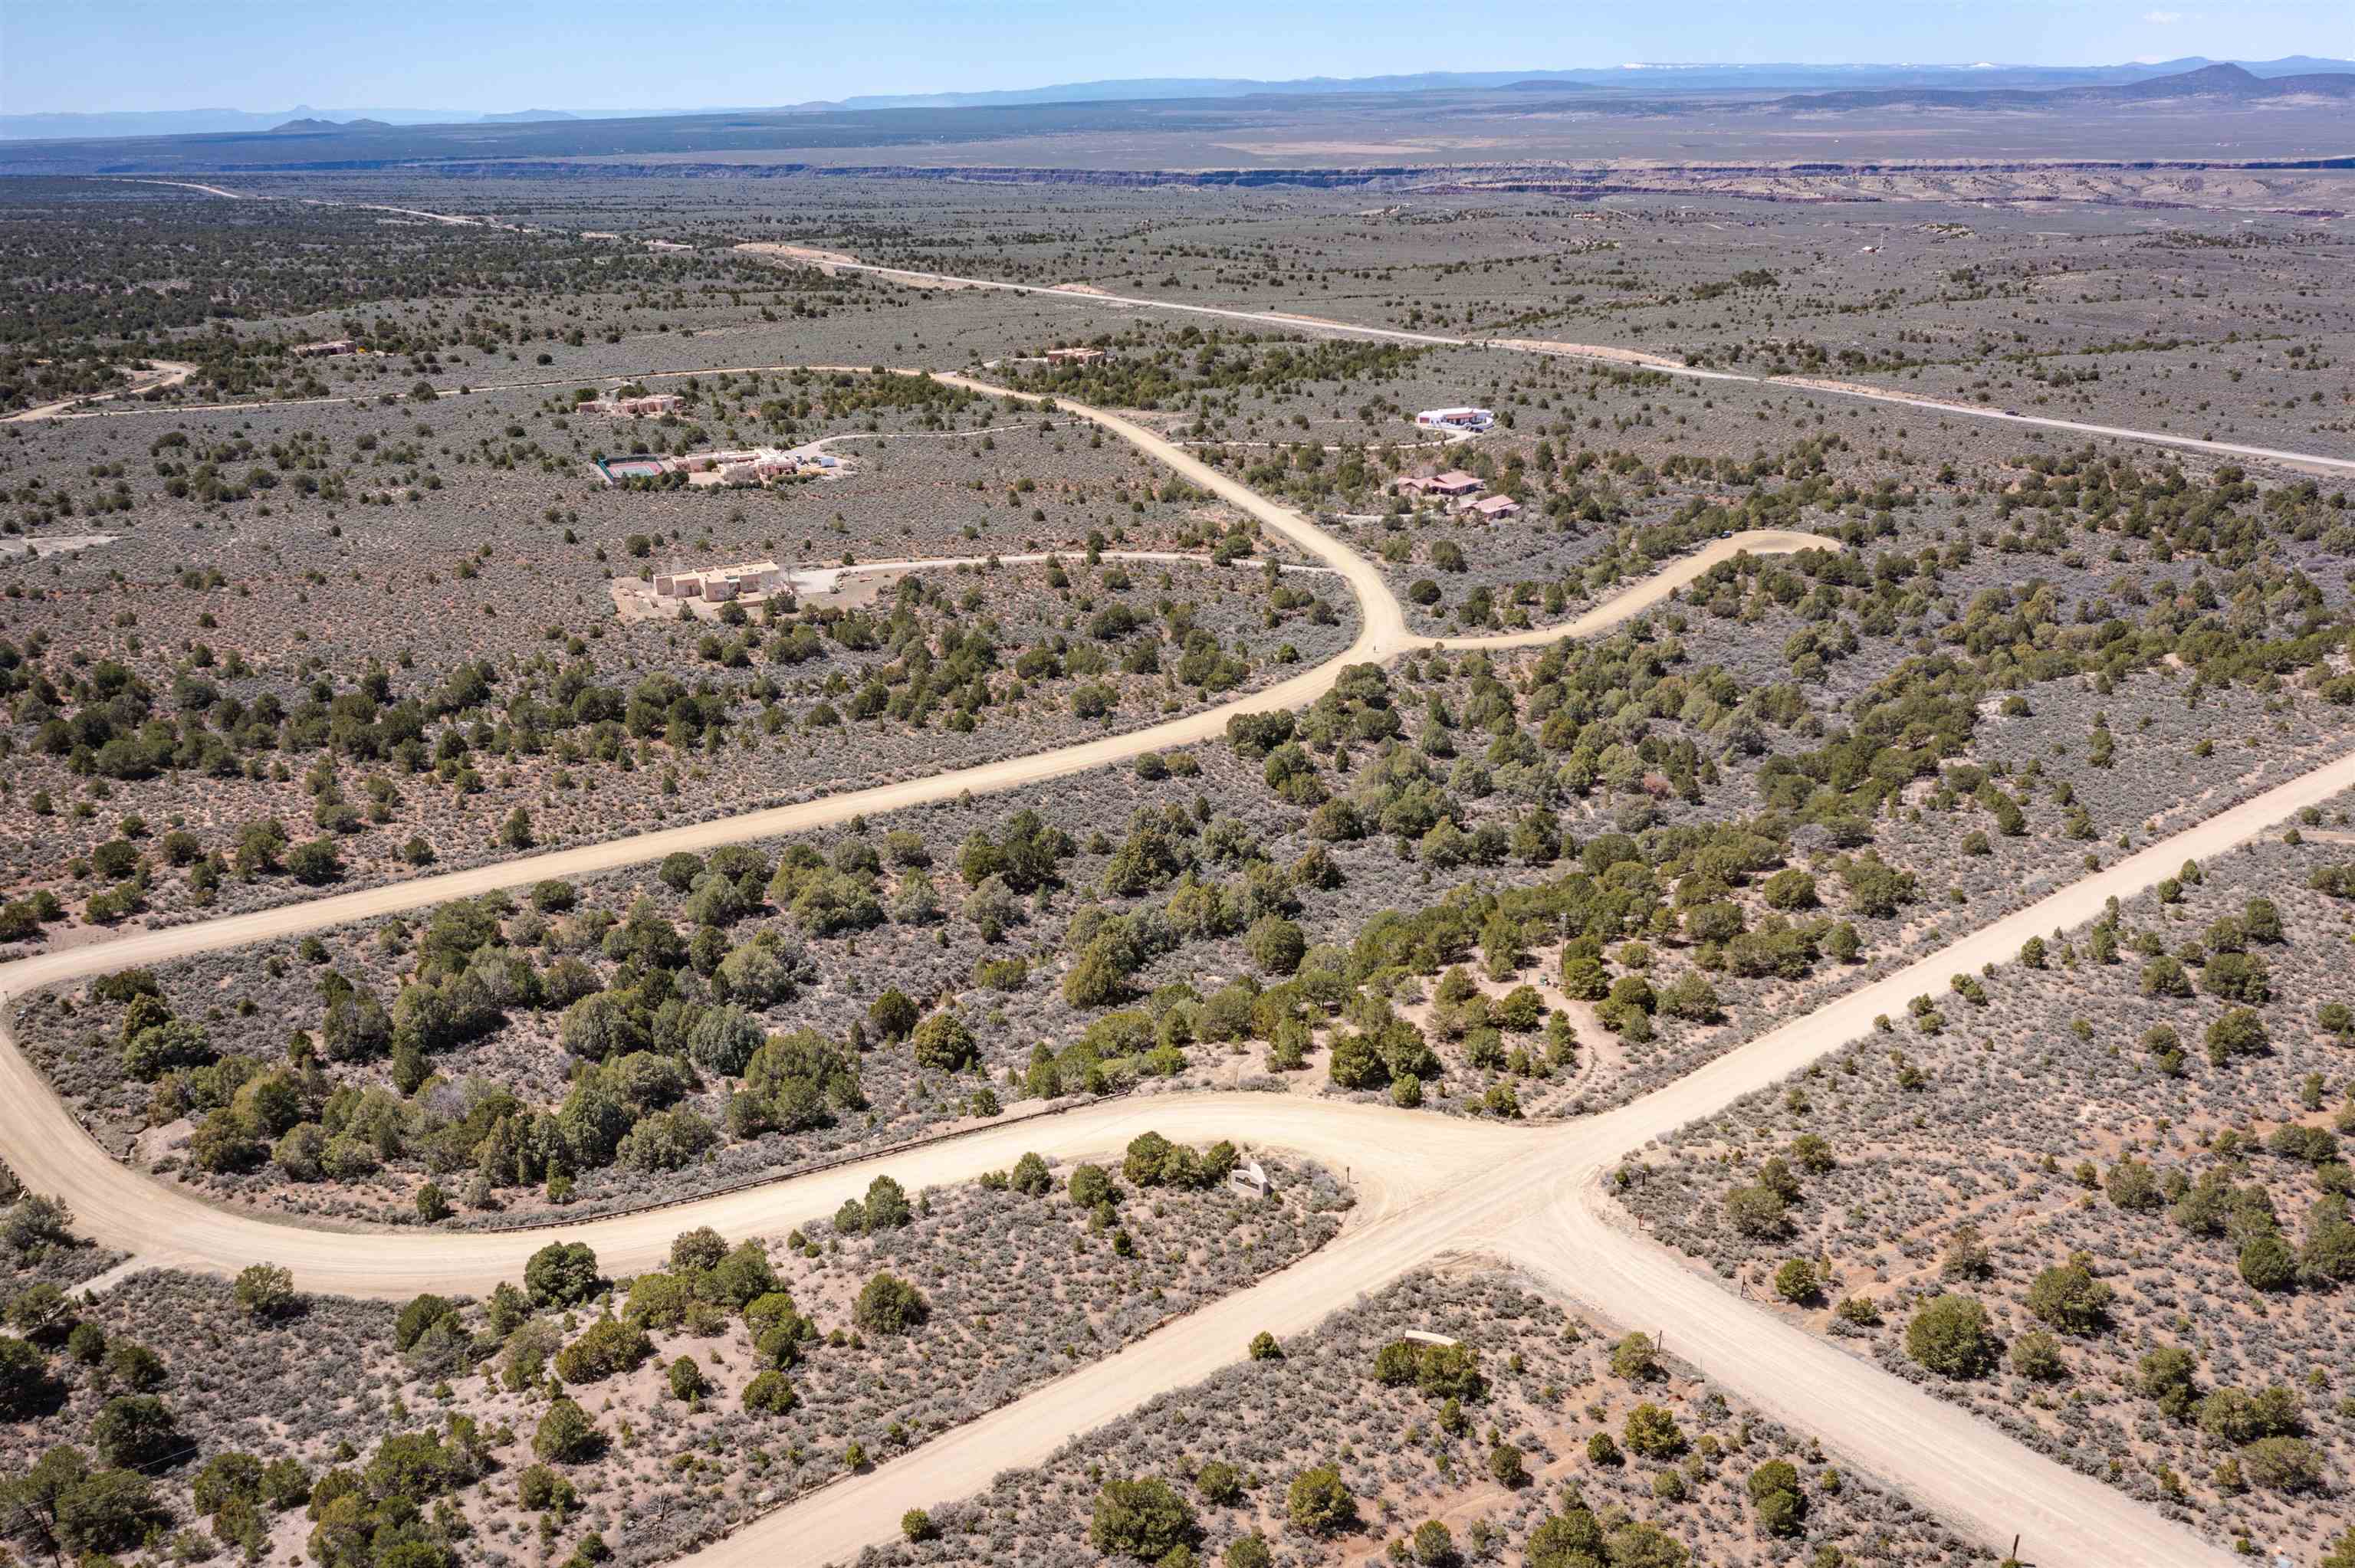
{"left": 1773, "top": 1258, "right": 1819, "bottom": 1304}
{"left": 2, "top": 1195, "right": 75, "bottom": 1255}
{"left": 852, "top": 1272, "right": 928, "bottom": 1334}
{"left": 392, "top": 1294, "right": 458, "bottom": 1352}
{"left": 1746, "top": 1458, "right": 1805, "bottom": 1534}
{"left": 525, "top": 1242, "right": 599, "bottom": 1307}
{"left": 532, "top": 1397, "right": 601, "bottom": 1461}
{"left": 1374, "top": 1338, "right": 1421, "bottom": 1386}
{"left": 2240, "top": 1435, "right": 2324, "bottom": 1492}
{"left": 1622, "top": 1401, "right": 1685, "bottom": 1458}
{"left": 0, "top": 1337, "right": 50, "bottom": 1413}
{"left": 1010, "top": 1152, "right": 1053, "bottom": 1195}
{"left": 1195, "top": 1460, "right": 1244, "bottom": 1504}
{"left": 612, "top": 1092, "right": 711, "bottom": 1167}
{"left": 1723, "top": 1184, "right": 1789, "bottom": 1239}
{"left": 2006, "top": 1329, "right": 2065, "bottom": 1380}
{"left": 743, "top": 1370, "right": 798, "bottom": 1413}
{"left": 1526, "top": 1508, "right": 1608, "bottom": 1568}
{"left": 1284, "top": 1464, "right": 1357, "bottom": 1536}
{"left": 90, "top": 1394, "right": 179, "bottom": 1468}
{"left": 48, "top": 1460, "right": 166, "bottom": 1554}
{"left": 1245, "top": 915, "right": 1306, "bottom": 976}
{"left": 553, "top": 1318, "right": 649, "bottom": 1383}
{"left": 2024, "top": 1257, "right": 2112, "bottom": 1333}
{"left": 1905, "top": 1294, "right": 1999, "bottom": 1377}
{"left": 232, "top": 1263, "right": 297, "bottom": 1319}
{"left": 2206, "top": 1006, "right": 2268, "bottom": 1062}
{"left": 1069, "top": 1163, "right": 1114, "bottom": 1207}
{"left": 1089, "top": 1477, "right": 1196, "bottom": 1560}
{"left": 2137, "top": 1346, "right": 2202, "bottom": 1418}
{"left": 911, "top": 1009, "right": 978, "bottom": 1072}
{"left": 2238, "top": 1234, "right": 2298, "bottom": 1292}
{"left": 1488, "top": 1443, "right": 1527, "bottom": 1487}
{"left": 1605, "top": 1521, "right": 1689, "bottom": 1568}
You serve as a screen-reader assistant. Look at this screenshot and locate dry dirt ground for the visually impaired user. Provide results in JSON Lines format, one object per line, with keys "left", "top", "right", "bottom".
{"left": 4, "top": 1147, "right": 1350, "bottom": 1568}
{"left": 11, "top": 640, "right": 2353, "bottom": 1568}
{"left": 1623, "top": 812, "right": 2355, "bottom": 1559}
{"left": 8, "top": 174, "right": 2355, "bottom": 1568}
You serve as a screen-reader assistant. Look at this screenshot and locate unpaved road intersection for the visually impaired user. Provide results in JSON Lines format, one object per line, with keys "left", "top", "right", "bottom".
{"left": 0, "top": 375, "right": 2301, "bottom": 1568}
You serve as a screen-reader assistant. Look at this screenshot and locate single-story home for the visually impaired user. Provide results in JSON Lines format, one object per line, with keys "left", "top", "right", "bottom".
{"left": 1396, "top": 470, "right": 1485, "bottom": 499}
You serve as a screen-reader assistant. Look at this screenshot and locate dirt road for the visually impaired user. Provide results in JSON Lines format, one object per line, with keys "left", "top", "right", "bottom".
{"left": 0, "top": 384, "right": 1803, "bottom": 1290}
{"left": 679, "top": 745, "right": 2355, "bottom": 1568}
{"left": 23, "top": 189, "right": 2341, "bottom": 476}
{"left": 0, "top": 532, "right": 2323, "bottom": 1566}
{"left": 1, "top": 359, "right": 193, "bottom": 424}
{"left": 741, "top": 246, "right": 2355, "bottom": 475}
{"left": 0, "top": 350, "right": 2301, "bottom": 1566}
{"left": 110, "top": 178, "right": 247, "bottom": 200}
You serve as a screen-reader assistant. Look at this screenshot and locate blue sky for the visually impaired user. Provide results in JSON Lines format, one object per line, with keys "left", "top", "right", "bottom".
{"left": 4, "top": 0, "right": 2349, "bottom": 115}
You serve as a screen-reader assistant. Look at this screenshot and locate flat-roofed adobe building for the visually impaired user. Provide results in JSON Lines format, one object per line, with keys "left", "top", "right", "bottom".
{"left": 1395, "top": 470, "right": 1486, "bottom": 500}
{"left": 1460, "top": 493, "right": 1522, "bottom": 520}
{"left": 1414, "top": 406, "right": 1494, "bottom": 432}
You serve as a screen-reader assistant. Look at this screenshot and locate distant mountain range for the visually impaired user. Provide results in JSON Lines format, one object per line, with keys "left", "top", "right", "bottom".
{"left": 1757, "top": 60, "right": 2355, "bottom": 111}
{"left": 6, "top": 56, "right": 2350, "bottom": 142}
{"left": 814, "top": 56, "right": 2355, "bottom": 110}
{"left": 0, "top": 103, "right": 585, "bottom": 143}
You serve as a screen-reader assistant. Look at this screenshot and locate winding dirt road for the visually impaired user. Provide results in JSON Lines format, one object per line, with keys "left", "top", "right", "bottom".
{"left": 1, "top": 359, "right": 194, "bottom": 425}
{"left": 738, "top": 246, "right": 2355, "bottom": 477}
{"left": 41, "top": 179, "right": 2346, "bottom": 477}
{"left": 0, "top": 366, "right": 2303, "bottom": 1566}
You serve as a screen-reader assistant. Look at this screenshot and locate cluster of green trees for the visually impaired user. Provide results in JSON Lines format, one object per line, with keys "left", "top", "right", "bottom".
{"left": 1909, "top": 1244, "right": 2335, "bottom": 1494}
{"left": 1720, "top": 1137, "right": 1835, "bottom": 1245}
{"left": 0, "top": 1255, "right": 350, "bottom": 1563}
{"left": 105, "top": 857, "right": 874, "bottom": 1199}
{"left": 1524, "top": 1498, "right": 1693, "bottom": 1568}
{"left": 1119, "top": 1132, "right": 1238, "bottom": 1190}
{"left": 448, "top": 1223, "right": 833, "bottom": 1427}
{"left": 1008, "top": 328, "right": 1430, "bottom": 413}
{"left": 1040, "top": 743, "right": 1874, "bottom": 1100}
{"left": 1371, "top": 1336, "right": 1486, "bottom": 1402}
{"left": 745, "top": 366, "right": 982, "bottom": 438}
{"left": 3, "top": 551, "right": 1309, "bottom": 910}
{"left": 2100, "top": 1138, "right": 2353, "bottom": 1294}
{"left": 2134, "top": 1347, "right": 2326, "bottom": 1494}
{"left": 1686, "top": 461, "right": 2355, "bottom": 841}
{"left": 1086, "top": 1454, "right": 1367, "bottom": 1566}
{"left": 3, "top": 1442, "right": 177, "bottom": 1560}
